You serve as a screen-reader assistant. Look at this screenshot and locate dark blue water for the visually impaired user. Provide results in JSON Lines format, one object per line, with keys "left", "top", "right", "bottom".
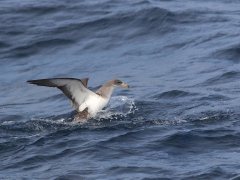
{"left": 1, "top": 0, "right": 240, "bottom": 179}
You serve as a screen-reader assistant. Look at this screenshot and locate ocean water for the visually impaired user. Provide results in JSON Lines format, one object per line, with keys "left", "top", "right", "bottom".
{"left": 1, "top": 0, "right": 240, "bottom": 179}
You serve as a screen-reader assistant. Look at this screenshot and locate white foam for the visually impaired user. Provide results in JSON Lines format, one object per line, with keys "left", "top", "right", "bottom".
{"left": 2, "top": 121, "right": 15, "bottom": 125}
{"left": 94, "top": 96, "right": 138, "bottom": 120}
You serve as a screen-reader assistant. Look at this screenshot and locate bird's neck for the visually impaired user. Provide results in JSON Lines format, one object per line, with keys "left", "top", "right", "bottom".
{"left": 96, "top": 85, "right": 115, "bottom": 99}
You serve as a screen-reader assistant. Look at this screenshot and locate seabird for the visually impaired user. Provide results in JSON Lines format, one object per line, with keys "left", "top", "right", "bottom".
{"left": 27, "top": 78, "right": 130, "bottom": 121}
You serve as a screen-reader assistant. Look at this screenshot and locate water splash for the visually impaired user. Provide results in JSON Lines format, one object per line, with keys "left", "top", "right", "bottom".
{"left": 0, "top": 96, "right": 137, "bottom": 133}
{"left": 94, "top": 96, "right": 138, "bottom": 121}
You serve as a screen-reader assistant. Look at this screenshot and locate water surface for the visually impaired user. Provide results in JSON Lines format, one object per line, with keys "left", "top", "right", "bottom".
{"left": 1, "top": 0, "right": 240, "bottom": 179}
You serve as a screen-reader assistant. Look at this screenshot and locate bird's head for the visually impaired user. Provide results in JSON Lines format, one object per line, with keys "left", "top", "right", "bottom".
{"left": 112, "top": 79, "right": 131, "bottom": 89}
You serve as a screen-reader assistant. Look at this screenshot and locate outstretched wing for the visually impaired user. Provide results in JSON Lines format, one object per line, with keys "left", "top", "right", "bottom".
{"left": 27, "top": 78, "right": 95, "bottom": 112}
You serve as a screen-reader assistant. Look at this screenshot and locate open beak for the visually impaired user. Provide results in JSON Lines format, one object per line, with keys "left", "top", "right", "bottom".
{"left": 120, "top": 83, "right": 131, "bottom": 88}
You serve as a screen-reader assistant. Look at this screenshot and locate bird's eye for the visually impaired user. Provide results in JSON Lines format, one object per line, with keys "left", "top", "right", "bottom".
{"left": 117, "top": 80, "right": 122, "bottom": 84}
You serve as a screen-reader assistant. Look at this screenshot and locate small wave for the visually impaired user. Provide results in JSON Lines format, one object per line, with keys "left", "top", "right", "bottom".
{"left": 230, "top": 174, "right": 240, "bottom": 180}
{"left": 196, "top": 71, "right": 240, "bottom": 87}
{"left": 153, "top": 90, "right": 197, "bottom": 100}
{"left": 185, "top": 109, "right": 232, "bottom": 123}
{"left": 213, "top": 44, "right": 240, "bottom": 63}
{"left": 198, "top": 94, "right": 230, "bottom": 101}
{"left": 1, "top": 119, "right": 70, "bottom": 133}
{"left": 6, "top": 38, "right": 74, "bottom": 58}
{"left": 174, "top": 8, "right": 230, "bottom": 24}
{"left": 0, "top": 41, "right": 10, "bottom": 49}
{"left": 139, "top": 119, "right": 188, "bottom": 126}
{"left": 15, "top": 5, "right": 65, "bottom": 16}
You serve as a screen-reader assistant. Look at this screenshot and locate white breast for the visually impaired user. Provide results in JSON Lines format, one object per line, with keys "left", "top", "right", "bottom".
{"left": 79, "top": 94, "right": 109, "bottom": 116}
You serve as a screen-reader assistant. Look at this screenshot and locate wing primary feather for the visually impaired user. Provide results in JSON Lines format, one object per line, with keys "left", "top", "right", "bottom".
{"left": 27, "top": 78, "right": 82, "bottom": 87}
{"left": 27, "top": 79, "right": 59, "bottom": 87}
